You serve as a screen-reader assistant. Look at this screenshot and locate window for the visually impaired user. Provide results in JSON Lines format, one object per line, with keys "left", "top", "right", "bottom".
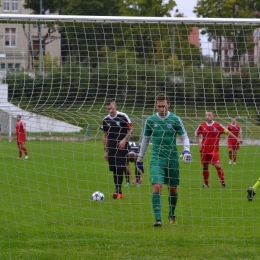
{"left": 3, "top": 0, "right": 10, "bottom": 11}
{"left": 5, "top": 28, "right": 16, "bottom": 47}
{"left": 1, "top": 64, "right": 6, "bottom": 69}
{"left": 15, "top": 63, "right": 20, "bottom": 69}
{"left": 12, "top": 0, "right": 18, "bottom": 11}
{"left": 8, "top": 63, "right": 13, "bottom": 69}
{"left": 3, "top": 0, "right": 18, "bottom": 11}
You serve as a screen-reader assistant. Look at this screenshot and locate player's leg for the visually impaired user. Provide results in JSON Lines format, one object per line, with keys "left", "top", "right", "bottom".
{"left": 167, "top": 165, "right": 179, "bottom": 224}
{"left": 124, "top": 164, "right": 130, "bottom": 187}
{"left": 233, "top": 143, "right": 239, "bottom": 164}
{"left": 21, "top": 142, "right": 28, "bottom": 159}
{"left": 150, "top": 165, "right": 164, "bottom": 226}
{"left": 232, "top": 149, "right": 237, "bottom": 164}
{"left": 201, "top": 153, "right": 210, "bottom": 187}
{"left": 108, "top": 149, "right": 119, "bottom": 198}
{"left": 168, "top": 185, "right": 178, "bottom": 224}
{"left": 135, "top": 167, "right": 141, "bottom": 187}
{"left": 247, "top": 178, "right": 260, "bottom": 201}
{"left": 202, "top": 164, "right": 210, "bottom": 187}
{"left": 213, "top": 155, "right": 226, "bottom": 187}
{"left": 113, "top": 149, "right": 128, "bottom": 199}
{"left": 114, "top": 166, "right": 124, "bottom": 198}
{"left": 17, "top": 141, "right": 22, "bottom": 158}
{"left": 228, "top": 147, "right": 233, "bottom": 164}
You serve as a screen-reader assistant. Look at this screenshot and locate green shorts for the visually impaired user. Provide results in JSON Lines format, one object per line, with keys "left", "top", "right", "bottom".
{"left": 150, "top": 163, "right": 180, "bottom": 186}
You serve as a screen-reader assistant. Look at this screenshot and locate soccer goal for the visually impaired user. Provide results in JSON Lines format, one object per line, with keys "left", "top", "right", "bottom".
{"left": 1, "top": 14, "right": 260, "bottom": 259}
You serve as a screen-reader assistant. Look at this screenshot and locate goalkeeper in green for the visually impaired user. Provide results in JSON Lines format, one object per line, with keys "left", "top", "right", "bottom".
{"left": 136, "top": 93, "right": 192, "bottom": 227}
{"left": 247, "top": 179, "right": 260, "bottom": 201}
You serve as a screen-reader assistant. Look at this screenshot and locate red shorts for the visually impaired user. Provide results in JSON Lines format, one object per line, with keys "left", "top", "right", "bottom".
{"left": 200, "top": 152, "right": 220, "bottom": 164}
{"left": 228, "top": 140, "right": 240, "bottom": 150}
{"left": 17, "top": 139, "right": 25, "bottom": 145}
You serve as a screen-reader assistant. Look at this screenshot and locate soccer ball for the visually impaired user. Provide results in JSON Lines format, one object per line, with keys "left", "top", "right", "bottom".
{"left": 92, "top": 191, "right": 105, "bottom": 201}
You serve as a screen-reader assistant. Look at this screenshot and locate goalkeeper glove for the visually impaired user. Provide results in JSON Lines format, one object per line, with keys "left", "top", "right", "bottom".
{"left": 136, "top": 157, "right": 144, "bottom": 174}
{"left": 180, "top": 149, "right": 192, "bottom": 164}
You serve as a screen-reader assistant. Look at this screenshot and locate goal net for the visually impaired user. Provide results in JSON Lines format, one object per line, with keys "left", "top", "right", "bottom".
{"left": 0, "top": 14, "right": 260, "bottom": 258}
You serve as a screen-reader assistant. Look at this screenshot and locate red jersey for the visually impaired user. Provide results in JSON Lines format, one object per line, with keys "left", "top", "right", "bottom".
{"left": 15, "top": 120, "right": 26, "bottom": 142}
{"left": 195, "top": 121, "right": 227, "bottom": 154}
{"left": 227, "top": 123, "right": 241, "bottom": 140}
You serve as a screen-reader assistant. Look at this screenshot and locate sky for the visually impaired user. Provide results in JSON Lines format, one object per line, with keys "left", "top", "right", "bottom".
{"left": 174, "top": 0, "right": 197, "bottom": 18}
{"left": 173, "top": 0, "right": 213, "bottom": 56}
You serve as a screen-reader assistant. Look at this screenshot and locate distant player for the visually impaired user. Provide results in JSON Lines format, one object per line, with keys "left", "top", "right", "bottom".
{"left": 226, "top": 117, "right": 242, "bottom": 165}
{"left": 195, "top": 111, "right": 241, "bottom": 188}
{"left": 124, "top": 141, "right": 142, "bottom": 187}
{"left": 101, "top": 99, "right": 133, "bottom": 199}
{"left": 13, "top": 115, "right": 28, "bottom": 159}
{"left": 247, "top": 179, "right": 260, "bottom": 201}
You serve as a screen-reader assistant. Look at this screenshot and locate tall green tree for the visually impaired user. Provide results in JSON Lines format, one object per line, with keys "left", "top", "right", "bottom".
{"left": 118, "top": 0, "right": 175, "bottom": 17}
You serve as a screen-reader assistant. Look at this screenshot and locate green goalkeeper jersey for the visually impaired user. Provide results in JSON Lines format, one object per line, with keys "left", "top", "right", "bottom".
{"left": 143, "top": 112, "right": 186, "bottom": 166}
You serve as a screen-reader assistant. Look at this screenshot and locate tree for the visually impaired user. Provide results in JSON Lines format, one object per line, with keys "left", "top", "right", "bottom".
{"left": 23, "top": 0, "right": 66, "bottom": 69}
{"left": 193, "top": 0, "right": 260, "bottom": 66}
{"left": 118, "top": 0, "right": 176, "bottom": 17}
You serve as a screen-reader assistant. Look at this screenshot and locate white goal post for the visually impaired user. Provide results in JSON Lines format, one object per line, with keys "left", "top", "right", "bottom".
{"left": 1, "top": 14, "right": 260, "bottom": 258}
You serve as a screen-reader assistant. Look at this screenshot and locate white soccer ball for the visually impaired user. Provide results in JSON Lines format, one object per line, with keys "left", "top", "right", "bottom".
{"left": 92, "top": 191, "right": 105, "bottom": 201}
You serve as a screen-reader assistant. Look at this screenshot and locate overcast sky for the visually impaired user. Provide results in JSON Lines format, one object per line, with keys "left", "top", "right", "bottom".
{"left": 174, "top": 0, "right": 197, "bottom": 17}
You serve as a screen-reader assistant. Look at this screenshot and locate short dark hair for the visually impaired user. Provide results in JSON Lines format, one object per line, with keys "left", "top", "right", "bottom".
{"left": 155, "top": 93, "right": 169, "bottom": 102}
{"left": 105, "top": 99, "right": 115, "bottom": 106}
{"left": 128, "top": 152, "right": 137, "bottom": 163}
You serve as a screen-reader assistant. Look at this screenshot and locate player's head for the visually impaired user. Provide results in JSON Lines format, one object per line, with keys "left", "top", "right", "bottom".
{"left": 155, "top": 93, "right": 170, "bottom": 117}
{"left": 205, "top": 111, "right": 214, "bottom": 123}
{"left": 128, "top": 152, "right": 137, "bottom": 163}
{"left": 105, "top": 99, "right": 117, "bottom": 117}
{"left": 231, "top": 117, "right": 237, "bottom": 125}
{"left": 16, "top": 115, "right": 22, "bottom": 122}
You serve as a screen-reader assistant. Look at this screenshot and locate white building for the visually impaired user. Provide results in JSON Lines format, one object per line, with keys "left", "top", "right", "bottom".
{"left": 0, "top": 0, "right": 61, "bottom": 71}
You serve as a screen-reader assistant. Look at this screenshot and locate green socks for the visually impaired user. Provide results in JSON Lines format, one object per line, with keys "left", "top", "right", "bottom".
{"left": 168, "top": 193, "right": 178, "bottom": 216}
{"left": 253, "top": 178, "right": 260, "bottom": 192}
{"left": 152, "top": 193, "right": 162, "bottom": 221}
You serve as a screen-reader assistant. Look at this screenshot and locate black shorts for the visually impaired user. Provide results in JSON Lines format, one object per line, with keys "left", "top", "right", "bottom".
{"left": 108, "top": 147, "right": 128, "bottom": 171}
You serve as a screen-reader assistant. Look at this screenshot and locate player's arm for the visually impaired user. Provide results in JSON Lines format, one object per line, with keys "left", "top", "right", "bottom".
{"left": 118, "top": 121, "right": 133, "bottom": 149}
{"left": 126, "top": 163, "right": 136, "bottom": 185}
{"left": 175, "top": 117, "right": 192, "bottom": 163}
{"left": 194, "top": 127, "right": 202, "bottom": 148}
{"left": 12, "top": 130, "right": 17, "bottom": 140}
{"left": 180, "top": 133, "right": 192, "bottom": 163}
{"left": 225, "top": 129, "right": 242, "bottom": 143}
{"left": 239, "top": 128, "right": 243, "bottom": 142}
{"left": 137, "top": 119, "right": 152, "bottom": 174}
{"left": 225, "top": 126, "right": 230, "bottom": 144}
{"left": 136, "top": 136, "right": 150, "bottom": 175}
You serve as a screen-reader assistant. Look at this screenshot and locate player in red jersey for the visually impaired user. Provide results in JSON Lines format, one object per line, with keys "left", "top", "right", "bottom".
{"left": 13, "top": 115, "right": 28, "bottom": 159}
{"left": 226, "top": 117, "right": 242, "bottom": 165}
{"left": 195, "top": 111, "right": 241, "bottom": 188}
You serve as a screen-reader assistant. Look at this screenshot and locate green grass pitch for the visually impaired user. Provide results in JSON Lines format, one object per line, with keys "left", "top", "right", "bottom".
{"left": 0, "top": 139, "right": 260, "bottom": 259}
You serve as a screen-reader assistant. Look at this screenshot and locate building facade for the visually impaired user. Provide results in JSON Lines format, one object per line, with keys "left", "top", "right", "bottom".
{"left": 0, "top": 0, "right": 60, "bottom": 71}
